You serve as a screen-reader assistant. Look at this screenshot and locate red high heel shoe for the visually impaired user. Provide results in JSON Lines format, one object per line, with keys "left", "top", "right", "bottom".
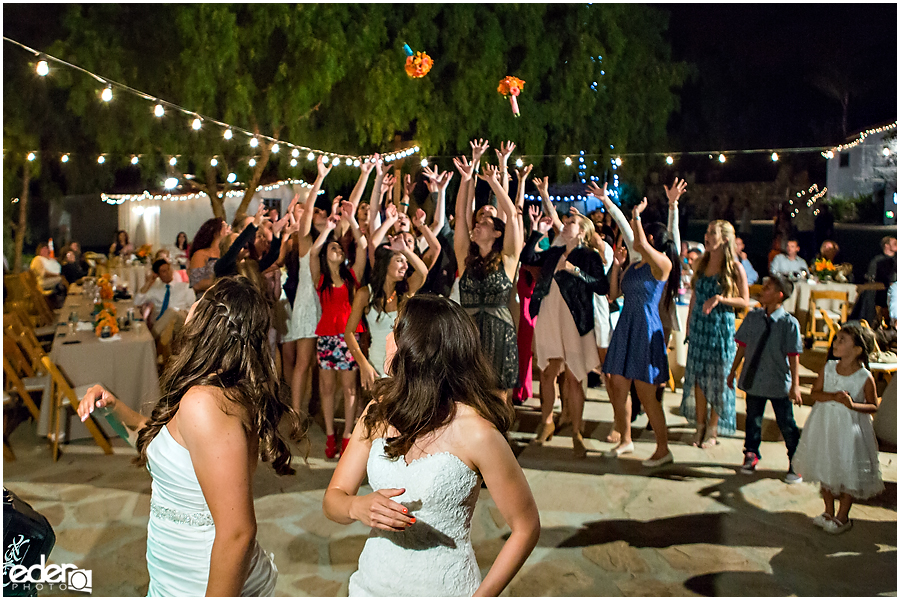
{"left": 342, "top": 437, "right": 350, "bottom": 455}
{"left": 325, "top": 434, "right": 338, "bottom": 459}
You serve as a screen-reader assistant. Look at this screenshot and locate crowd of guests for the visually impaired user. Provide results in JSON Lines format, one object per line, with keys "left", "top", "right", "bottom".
{"left": 65, "top": 139, "right": 894, "bottom": 595}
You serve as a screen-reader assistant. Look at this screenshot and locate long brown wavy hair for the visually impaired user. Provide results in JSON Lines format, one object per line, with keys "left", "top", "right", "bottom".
{"left": 134, "top": 276, "right": 305, "bottom": 475}
{"left": 363, "top": 294, "right": 514, "bottom": 460}
{"left": 691, "top": 219, "right": 740, "bottom": 298}
{"left": 464, "top": 216, "right": 505, "bottom": 279}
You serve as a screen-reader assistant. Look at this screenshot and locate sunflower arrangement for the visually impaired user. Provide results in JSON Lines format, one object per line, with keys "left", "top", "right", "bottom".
{"left": 814, "top": 258, "right": 838, "bottom": 281}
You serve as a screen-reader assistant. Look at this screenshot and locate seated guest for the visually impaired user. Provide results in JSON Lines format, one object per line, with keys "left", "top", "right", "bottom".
{"left": 30, "top": 242, "right": 66, "bottom": 308}
{"left": 867, "top": 236, "right": 897, "bottom": 312}
{"left": 60, "top": 250, "right": 89, "bottom": 285}
{"left": 735, "top": 236, "right": 759, "bottom": 285}
{"left": 109, "top": 230, "right": 134, "bottom": 257}
{"left": 817, "top": 240, "right": 840, "bottom": 263}
{"left": 134, "top": 259, "right": 195, "bottom": 360}
{"left": 769, "top": 239, "right": 808, "bottom": 276}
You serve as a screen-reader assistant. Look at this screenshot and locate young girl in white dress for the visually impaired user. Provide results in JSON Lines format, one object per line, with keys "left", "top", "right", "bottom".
{"left": 793, "top": 321, "right": 883, "bottom": 534}
{"left": 77, "top": 276, "right": 303, "bottom": 596}
{"left": 323, "top": 295, "right": 540, "bottom": 596}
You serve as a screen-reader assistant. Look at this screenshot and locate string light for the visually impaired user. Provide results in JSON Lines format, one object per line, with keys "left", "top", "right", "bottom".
{"left": 100, "top": 177, "right": 314, "bottom": 204}
{"left": 291, "top": 148, "right": 299, "bottom": 158}
{"left": 345, "top": 158, "right": 352, "bottom": 166}
{"left": 164, "top": 177, "right": 178, "bottom": 189}
{"left": 26, "top": 152, "right": 36, "bottom": 161}
{"left": 169, "top": 157, "right": 177, "bottom": 166}
{"left": 307, "top": 152, "right": 315, "bottom": 161}
{"left": 822, "top": 122, "right": 897, "bottom": 156}
{"left": 223, "top": 129, "right": 233, "bottom": 140}
{"left": 61, "top": 154, "right": 69, "bottom": 163}
{"left": 290, "top": 158, "right": 297, "bottom": 167}
{"left": 100, "top": 86, "right": 112, "bottom": 102}
{"left": 718, "top": 154, "right": 727, "bottom": 163}
{"left": 564, "top": 157, "right": 572, "bottom": 166}
{"left": 154, "top": 104, "right": 164, "bottom": 117}
{"left": 353, "top": 159, "right": 361, "bottom": 167}
{"left": 421, "top": 158, "right": 429, "bottom": 167}
{"left": 248, "top": 158, "right": 257, "bottom": 167}
{"left": 36, "top": 60, "right": 49, "bottom": 76}
{"left": 666, "top": 156, "right": 674, "bottom": 165}
{"left": 227, "top": 172, "right": 237, "bottom": 183}
{"left": 209, "top": 158, "right": 217, "bottom": 167}
{"left": 271, "top": 144, "right": 279, "bottom": 153}
{"left": 97, "top": 155, "right": 105, "bottom": 164}
{"left": 614, "top": 157, "right": 622, "bottom": 166}
{"left": 771, "top": 152, "right": 779, "bottom": 162}
{"left": 331, "top": 157, "right": 340, "bottom": 166}
{"left": 191, "top": 117, "right": 201, "bottom": 130}
{"left": 515, "top": 158, "right": 524, "bottom": 167}
{"left": 249, "top": 137, "right": 259, "bottom": 148}
{"left": 131, "top": 156, "right": 139, "bottom": 165}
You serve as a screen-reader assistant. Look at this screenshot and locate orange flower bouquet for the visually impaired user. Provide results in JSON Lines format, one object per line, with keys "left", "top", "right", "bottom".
{"left": 497, "top": 76, "right": 525, "bottom": 117}
{"left": 814, "top": 258, "right": 837, "bottom": 281}
{"left": 405, "top": 51, "right": 433, "bottom": 79}
{"left": 97, "top": 276, "right": 115, "bottom": 300}
{"left": 94, "top": 309, "right": 119, "bottom": 337}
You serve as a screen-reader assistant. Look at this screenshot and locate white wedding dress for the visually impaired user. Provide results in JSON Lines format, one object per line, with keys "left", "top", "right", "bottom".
{"left": 349, "top": 437, "right": 482, "bottom": 596}
{"left": 145, "top": 425, "right": 278, "bottom": 596}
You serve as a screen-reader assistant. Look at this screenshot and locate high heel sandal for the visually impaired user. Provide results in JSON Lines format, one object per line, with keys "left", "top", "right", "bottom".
{"left": 532, "top": 422, "right": 555, "bottom": 445}
{"left": 325, "top": 434, "right": 338, "bottom": 459}
{"left": 690, "top": 425, "right": 706, "bottom": 448}
{"left": 573, "top": 433, "right": 587, "bottom": 459}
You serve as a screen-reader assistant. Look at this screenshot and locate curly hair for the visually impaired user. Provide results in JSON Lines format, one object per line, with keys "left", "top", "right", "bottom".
{"left": 691, "top": 220, "right": 740, "bottom": 299}
{"left": 134, "top": 276, "right": 305, "bottom": 475}
{"left": 189, "top": 218, "right": 225, "bottom": 259}
{"left": 464, "top": 216, "right": 504, "bottom": 279}
{"left": 363, "top": 295, "right": 513, "bottom": 460}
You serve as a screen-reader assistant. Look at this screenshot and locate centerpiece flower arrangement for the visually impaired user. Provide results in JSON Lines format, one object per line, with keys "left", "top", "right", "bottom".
{"left": 814, "top": 258, "right": 838, "bottom": 281}
{"left": 135, "top": 244, "right": 153, "bottom": 264}
{"left": 94, "top": 308, "right": 119, "bottom": 337}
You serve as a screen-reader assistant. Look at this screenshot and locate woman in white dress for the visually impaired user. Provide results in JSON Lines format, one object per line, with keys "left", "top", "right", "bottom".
{"left": 323, "top": 295, "right": 540, "bottom": 596}
{"left": 77, "top": 276, "right": 303, "bottom": 596}
{"left": 344, "top": 238, "right": 429, "bottom": 388}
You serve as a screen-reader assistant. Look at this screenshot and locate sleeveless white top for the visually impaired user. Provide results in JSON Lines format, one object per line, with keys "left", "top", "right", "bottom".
{"left": 284, "top": 249, "right": 321, "bottom": 342}
{"left": 145, "top": 426, "right": 277, "bottom": 596}
{"left": 348, "top": 437, "right": 482, "bottom": 596}
{"left": 365, "top": 286, "right": 397, "bottom": 377}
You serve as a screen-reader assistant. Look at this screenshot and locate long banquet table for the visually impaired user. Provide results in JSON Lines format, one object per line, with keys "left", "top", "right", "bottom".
{"left": 38, "top": 285, "right": 161, "bottom": 440}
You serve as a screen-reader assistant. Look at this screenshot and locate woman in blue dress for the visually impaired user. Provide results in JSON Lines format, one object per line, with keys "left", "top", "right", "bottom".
{"left": 601, "top": 194, "right": 681, "bottom": 467}
{"left": 680, "top": 220, "right": 750, "bottom": 447}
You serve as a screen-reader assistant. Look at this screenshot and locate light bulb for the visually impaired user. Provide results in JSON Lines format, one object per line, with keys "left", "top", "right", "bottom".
{"left": 169, "top": 157, "right": 177, "bottom": 166}
{"left": 290, "top": 158, "right": 297, "bottom": 167}
{"left": 192, "top": 118, "right": 202, "bottom": 130}
{"left": 564, "top": 157, "right": 572, "bottom": 166}
{"left": 718, "top": 154, "right": 726, "bottom": 163}
{"left": 615, "top": 157, "right": 622, "bottom": 166}
{"left": 101, "top": 87, "right": 113, "bottom": 102}
{"left": 331, "top": 157, "right": 340, "bottom": 166}
{"left": 421, "top": 159, "right": 428, "bottom": 167}
{"left": 291, "top": 148, "right": 299, "bottom": 158}
{"left": 666, "top": 156, "right": 674, "bottom": 165}
{"left": 354, "top": 159, "right": 361, "bottom": 167}
{"left": 223, "top": 129, "right": 233, "bottom": 140}
{"left": 345, "top": 158, "right": 352, "bottom": 166}
{"left": 131, "top": 156, "right": 139, "bottom": 165}
{"left": 164, "top": 177, "right": 178, "bottom": 190}
{"left": 271, "top": 144, "right": 279, "bottom": 153}
{"left": 227, "top": 172, "right": 237, "bottom": 183}
{"left": 26, "top": 152, "right": 36, "bottom": 162}
{"left": 249, "top": 158, "right": 257, "bottom": 167}
{"left": 61, "top": 154, "right": 69, "bottom": 163}
{"left": 515, "top": 158, "right": 524, "bottom": 167}
{"left": 154, "top": 104, "right": 164, "bottom": 117}
{"left": 210, "top": 158, "right": 218, "bottom": 167}
{"left": 307, "top": 152, "right": 315, "bottom": 161}
{"left": 414, "top": 146, "right": 420, "bottom": 152}
{"left": 36, "top": 60, "right": 49, "bottom": 76}
{"left": 883, "top": 147, "right": 891, "bottom": 157}
{"left": 771, "top": 152, "right": 779, "bottom": 162}
{"left": 97, "top": 155, "right": 105, "bottom": 164}
{"left": 249, "top": 137, "right": 259, "bottom": 148}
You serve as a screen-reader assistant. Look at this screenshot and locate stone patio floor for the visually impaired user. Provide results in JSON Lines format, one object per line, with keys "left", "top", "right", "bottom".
{"left": 3, "top": 350, "right": 897, "bottom": 596}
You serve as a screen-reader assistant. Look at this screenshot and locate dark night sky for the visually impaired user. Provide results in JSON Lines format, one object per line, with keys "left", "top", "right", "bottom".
{"left": 5, "top": 3, "right": 898, "bottom": 153}
{"left": 660, "top": 3, "right": 898, "bottom": 151}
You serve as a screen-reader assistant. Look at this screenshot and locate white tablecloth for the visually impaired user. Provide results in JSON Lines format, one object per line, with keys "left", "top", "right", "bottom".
{"left": 109, "top": 264, "right": 149, "bottom": 294}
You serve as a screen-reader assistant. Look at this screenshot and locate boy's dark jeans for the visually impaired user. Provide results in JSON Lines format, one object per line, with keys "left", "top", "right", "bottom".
{"left": 743, "top": 394, "right": 801, "bottom": 462}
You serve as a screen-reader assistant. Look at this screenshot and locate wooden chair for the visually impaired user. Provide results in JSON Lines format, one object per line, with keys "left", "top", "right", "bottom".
{"left": 3, "top": 337, "right": 43, "bottom": 421}
{"left": 5, "top": 313, "right": 50, "bottom": 373}
{"left": 17, "top": 271, "right": 57, "bottom": 326}
{"left": 40, "top": 356, "right": 113, "bottom": 461}
{"left": 5, "top": 304, "right": 57, "bottom": 341}
{"left": 807, "top": 290, "right": 850, "bottom": 349}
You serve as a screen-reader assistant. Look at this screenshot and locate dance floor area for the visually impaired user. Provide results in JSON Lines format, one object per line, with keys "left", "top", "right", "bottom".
{"left": 4, "top": 357, "right": 897, "bottom": 596}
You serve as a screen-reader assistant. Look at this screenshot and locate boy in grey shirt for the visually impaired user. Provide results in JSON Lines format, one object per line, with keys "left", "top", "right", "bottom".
{"left": 727, "top": 275, "right": 803, "bottom": 482}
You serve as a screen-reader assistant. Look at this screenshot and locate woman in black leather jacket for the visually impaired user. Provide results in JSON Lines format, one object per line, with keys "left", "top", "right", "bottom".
{"left": 521, "top": 209, "right": 609, "bottom": 457}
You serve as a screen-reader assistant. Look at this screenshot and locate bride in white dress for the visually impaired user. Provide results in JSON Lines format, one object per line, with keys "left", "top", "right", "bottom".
{"left": 77, "top": 276, "right": 304, "bottom": 596}
{"left": 324, "top": 294, "right": 540, "bottom": 596}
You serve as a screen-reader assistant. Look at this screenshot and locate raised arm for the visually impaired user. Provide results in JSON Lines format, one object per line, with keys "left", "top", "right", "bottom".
{"left": 310, "top": 215, "right": 339, "bottom": 284}
{"left": 532, "top": 175, "right": 563, "bottom": 234}
{"left": 300, "top": 156, "right": 333, "bottom": 240}
{"left": 341, "top": 201, "right": 368, "bottom": 277}
{"left": 514, "top": 164, "right": 532, "bottom": 235}
{"left": 400, "top": 173, "right": 416, "bottom": 215}
{"left": 495, "top": 140, "right": 515, "bottom": 198}
{"left": 586, "top": 181, "right": 640, "bottom": 263}
{"left": 467, "top": 139, "right": 490, "bottom": 231}
{"left": 424, "top": 167, "right": 453, "bottom": 234}
{"left": 390, "top": 234, "right": 429, "bottom": 295}
{"left": 479, "top": 164, "right": 522, "bottom": 261}
{"left": 630, "top": 198, "right": 671, "bottom": 281}
{"left": 664, "top": 177, "right": 687, "bottom": 252}
{"left": 411, "top": 208, "right": 441, "bottom": 272}
{"left": 453, "top": 155, "right": 477, "bottom": 270}
{"left": 370, "top": 202, "right": 400, "bottom": 253}
{"left": 367, "top": 155, "right": 386, "bottom": 238}
{"left": 348, "top": 160, "right": 376, "bottom": 213}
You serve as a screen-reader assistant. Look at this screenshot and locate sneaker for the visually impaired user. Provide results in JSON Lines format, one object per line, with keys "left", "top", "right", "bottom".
{"left": 784, "top": 468, "right": 803, "bottom": 484}
{"left": 740, "top": 452, "right": 759, "bottom": 474}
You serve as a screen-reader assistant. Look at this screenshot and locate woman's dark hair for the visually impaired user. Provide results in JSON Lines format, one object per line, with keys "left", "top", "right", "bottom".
{"left": 113, "top": 230, "right": 129, "bottom": 254}
{"left": 134, "top": 276, "right": 305, "bottom": 475}
{"left": 175, "top": 231, "right": 188, "bottom": 251}
{"left": 368, "top": 246, "right": 411, "bottom": 316}
{"left": 190, "top": 218, "right": 225, "bottom": 258}
{"left": 827, "top": 320, "right": 875, "bottom": 370}
{"left": 363, "top": 294, "right": 514, "bottom": 460}
{"left": 318, "top": 232, "right": 357, "bottom": 306}
{"left": 643, "top": 221, "right": 681, "bottom": 310}
{"left": 464, "top": 216, "right": 504, "bottom": 279}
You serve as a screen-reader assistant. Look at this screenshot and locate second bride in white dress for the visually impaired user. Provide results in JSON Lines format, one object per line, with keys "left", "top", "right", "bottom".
{"left": 324, "top": 294, "right": 541, "bottom": 596}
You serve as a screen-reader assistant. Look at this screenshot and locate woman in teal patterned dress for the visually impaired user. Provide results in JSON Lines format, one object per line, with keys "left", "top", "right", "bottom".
{"left": 680, "top": 220, "right": 750, "bottom": 447}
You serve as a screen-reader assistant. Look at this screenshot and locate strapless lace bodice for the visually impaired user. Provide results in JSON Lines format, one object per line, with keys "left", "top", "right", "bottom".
{"left": 348, "top": 437, "right": 482, "bottom": 596}
{"left": 145, "top": 425, "right": 277, "bottom": 596}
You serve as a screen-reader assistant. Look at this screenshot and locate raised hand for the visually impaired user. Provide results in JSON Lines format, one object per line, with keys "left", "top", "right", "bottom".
{"left": 331, "top": 195, "right": 344, "bottom": 219}
{"left": 528, "top": 205, "right": 542, "bottom": 230}
{"left": 381, "top": 174, "right": 396, "bottom": 194}
{"left": 359, "top": 158, "right": 376, "bottom": 175}
{"left": 324, "top": 214, "right": 340, "bottom": 232}
{"left": 413, "top": 208, "right": 428, "bottom": 229}
{"left": 537, "top": 216, "right": 553, "bottom": 236}
{"left": 383, "top": 202, "right": 399, "bottom": 224}
{"left": 272, "top": 212, "right": 291, "bottom": 236}
{"left": 515, "top": 163, "right": 533, "bottom": 181}
{"left": 613, "top": 243, "right": 628, "bottom": 267}
{"left": 341, "top": 200, "right": 357, "bottom": 222}
{"left": 585, "top": 181, "right": 609, "bottom": 201}
{"left": 478, "top": 163, "right": 501, "bottom": 183}
{"left": 495, "top": 140, "right": 516, "bottom": 164}
{"left": 372, "top": 153, "right": 384, "bottom": 176}
{"left": 532, "top": 175, "right": 549, "bottom": 198}
{"left": 438, "top": 170, "right": 454, "bottom": 191}
{"left": 664, "top": 177, "right": 688, "bottom": 205}
{"left": 452, "top": 156, "right": 475, "bottom": 181}
{"left": 403, "top": 174, "right": 416, "bottom": 197}
{"left": 632, "top": 197, "right": 648, "bottom": 219}
{"left": 388, "top": 235, "right": 407, "bottom": 253}
{"left": 422, "top": 164, "right": 440, "bottom": 181}
{"left": 470, "top": 138, "right": 490, "bottom": 164}
{"left": 316, "top": 154, "right": 333, "bottom": 178}
{"left": 253, "top": 202, "right": 269, "bottom": 227}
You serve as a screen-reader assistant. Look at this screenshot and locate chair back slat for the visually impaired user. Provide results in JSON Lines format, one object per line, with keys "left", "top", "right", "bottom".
{"left": 2, "top": 356, "right": 41, "bottom": 420}
{"left": 18, "top": 271, "right": 55, "bottom": 326}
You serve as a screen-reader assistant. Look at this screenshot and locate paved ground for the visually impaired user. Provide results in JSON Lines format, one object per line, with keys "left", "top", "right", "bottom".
{"left": 3, "top": 349, "right": 896, "bottom": 596}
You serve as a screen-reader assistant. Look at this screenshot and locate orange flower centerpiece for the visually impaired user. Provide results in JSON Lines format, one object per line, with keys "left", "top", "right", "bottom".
{"left": 97, "top": 276, "right": 115, "bottom": 300}
{"left": 405, "top": 51, "right": 433, "bottom": 79}
{"left": 814, "top": 258, "right": 838, "bottom": 281}
{"left": 497, "top": 76, "right": 525, "bottom": 117}
{"left": 135, "top": 244, "right": 153, "bottom": 264}
{"left": 94, "top": 309, "right": 119, "bottom": 337}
